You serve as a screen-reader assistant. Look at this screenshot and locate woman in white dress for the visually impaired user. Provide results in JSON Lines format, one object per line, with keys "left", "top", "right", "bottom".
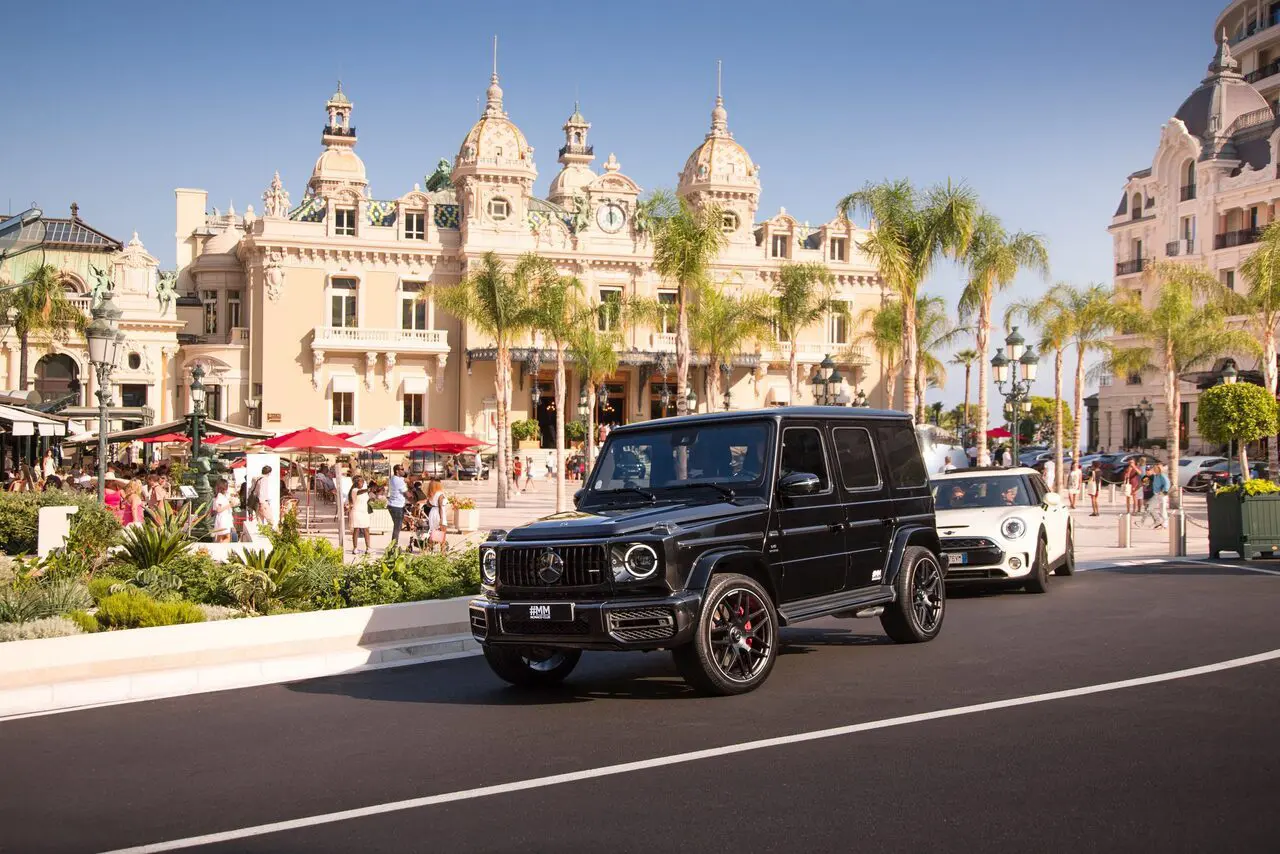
{"left": 211, "top": 478, "right": 234, "bottom": 543}
{"left": 426, "top": 480, "right": 449, "bottom": 554}
{"left": 348, "top": 475, "right": 372, "bottom": 555}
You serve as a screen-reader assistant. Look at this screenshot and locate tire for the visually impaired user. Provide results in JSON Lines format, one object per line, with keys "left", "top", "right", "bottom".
{"left": 673, "top": 573, "right": 779, "bottom": 696}
{"left": 1023, "top": 535, "right": 1050, "bottom": 594}
{"left": 1055, "top": 526, "right": 1076, "bottom": 576}
{"left": 482, "top": 645, "right": 581, "bottom": 688}
{"left": 880, "top": 546, "right": 946, "bottom": 644}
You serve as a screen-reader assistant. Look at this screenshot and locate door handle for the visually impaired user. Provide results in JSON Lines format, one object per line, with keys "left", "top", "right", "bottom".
{"left": 882, "top": 517, "right": 898, "bottom": 526}
{"left": 831, "top": 522, "right": 847, "bottom": 532}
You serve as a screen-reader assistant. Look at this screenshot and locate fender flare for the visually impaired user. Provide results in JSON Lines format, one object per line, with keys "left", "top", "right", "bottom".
{"left": 885, "top": 524, "right": 942, "bottom": 585}
{"left": 685, "top": 546, "right": 778, "bottom": 602}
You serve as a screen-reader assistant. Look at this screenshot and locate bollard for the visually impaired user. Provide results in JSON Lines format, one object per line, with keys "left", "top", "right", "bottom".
{"left": 1117, "top": 512, "right": 1131, "bottom": 548}
{"left": 1108, "top": 483, "right": 1117, "bottom": 505}
{"left": 1168, "top": 509, "right": 1186, "bottom": 557}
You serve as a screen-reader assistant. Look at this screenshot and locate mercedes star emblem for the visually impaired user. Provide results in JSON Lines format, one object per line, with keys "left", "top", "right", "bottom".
{"left": 537, "top": 548, "right": 565, "bottom": 584}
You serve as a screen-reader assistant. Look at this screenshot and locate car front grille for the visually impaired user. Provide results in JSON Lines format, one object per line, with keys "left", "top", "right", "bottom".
{"left": 497, "top": 545, "right": 609, "bottom": 588}
{"left": 942, "top": 537, "right": 996, "bottom": 550}
{"left": 500, "top": 615, "right": 592, "bottom": 635}
{"left": 942, "top": 537, "right": 1005, "bottom": 569}
{"left": 605, "top": 607, "right": 676, "bottom": 643}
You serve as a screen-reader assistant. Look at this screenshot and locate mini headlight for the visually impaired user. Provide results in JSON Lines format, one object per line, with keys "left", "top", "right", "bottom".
{"left": 623, "top": 543, "right": 659, "bottom": 579}
{"left": 1001, "top": 517, "right": 1027, "bottom": 540}
{"left": 481, "top": 548, "right": 498, "bottom": 584}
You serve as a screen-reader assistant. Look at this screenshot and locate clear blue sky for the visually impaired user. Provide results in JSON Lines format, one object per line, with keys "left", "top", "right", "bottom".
{"left": 3, "top": 0, "right": 1217, "bottom": 408}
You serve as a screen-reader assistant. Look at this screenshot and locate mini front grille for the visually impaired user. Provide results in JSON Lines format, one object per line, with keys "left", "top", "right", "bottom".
{"left": 606, "top": 607, "right": 675, "bottom": 643}
{"left": 942, "top": 537, "right": 997, "bottom": 550}
{"left": 501, "top": 615, "right": 592, "bottom": 635}
{"left": 498, "top": 545, "right": 608, "bottom": 588}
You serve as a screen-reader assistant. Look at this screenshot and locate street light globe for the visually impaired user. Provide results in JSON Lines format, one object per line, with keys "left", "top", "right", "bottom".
{"left": 1221, "top": 358, "right": 1239, "bottom": 385}
{"left": 1006, "top": 326, "right": 1026, "bottom": 361}
{"left": 1021, "top": 398, "right": 1033, "bottom": 415}
{"left": 991, "top": 351, "right": 1010, "bottom": 384}
{"left": 1020, "top": 347, "right": 1039, "bottom": 382}
{"left": 189, "top": 363, "right": 206, "bottom": 408}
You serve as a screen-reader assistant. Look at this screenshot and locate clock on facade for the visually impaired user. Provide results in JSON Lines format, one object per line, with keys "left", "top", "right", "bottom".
{"left": 596, "top": 202, "right": 626, "bottom": 233}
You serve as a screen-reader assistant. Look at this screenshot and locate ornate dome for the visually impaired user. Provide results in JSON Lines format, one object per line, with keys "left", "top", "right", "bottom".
{"left": 313, "top": 147, "right": 367, "bottom": 179}
{"left": 678, "top": 96, "right": 759, "bottom": 191}
{"left": 456, "top": 72, "right": 535, "bottom": 169}
{"left": 1174, "top": 30, "right": 1270, "bottom": 140}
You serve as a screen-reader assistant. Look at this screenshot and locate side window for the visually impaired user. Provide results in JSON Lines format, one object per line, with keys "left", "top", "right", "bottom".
{"left": 875, "top": 424, "right": 927, "bottom": 488}
{"left": 781, "top": 426, "right": 830, "bottom": 492}
{"left": 832, "top": 427, "right": 880, "bottom": 491}
{"left": 1027, "top": 474, "right": 1048, "bottom": 502}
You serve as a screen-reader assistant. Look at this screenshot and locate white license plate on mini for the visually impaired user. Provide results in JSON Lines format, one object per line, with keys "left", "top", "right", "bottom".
{"left": 509, "top": 603, "right": 575, "bottom": 622}
{"left": 945, "top": 552, "right": 970, "bottom": 565}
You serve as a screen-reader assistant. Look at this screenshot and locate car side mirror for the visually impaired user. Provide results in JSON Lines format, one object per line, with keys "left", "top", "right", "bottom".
{"left": 1043, "top": 493, "right": 1061, "bottom": 507}
{"left": 779, "top": 472, "right": 821, "bottom": 497}
{"left": 573, "top": 489, "right": 584, "bottom": 509}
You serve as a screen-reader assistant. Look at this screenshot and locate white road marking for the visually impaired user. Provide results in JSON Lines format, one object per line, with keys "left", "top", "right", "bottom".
{"left": 102, "top": 647, "right": 1280, "bottom": 854}
{"left": 1198, "top": 561, "right": 1280, "bottom": 576}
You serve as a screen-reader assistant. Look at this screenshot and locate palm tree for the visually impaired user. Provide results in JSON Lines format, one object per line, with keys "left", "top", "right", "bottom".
{"left": 1007, "top": 286, "right": 1075, "bottom": 491}
{"left": 770, "top": 262, "right": 838, "bottom": 402}
{"left": 690, "top": 284, "right": 772, "bottom": 410}
{"left": 858, "top": 300, "right": 904, "bottom": 408}
{"left": 950, "top": 348, "right": 980, "bottom": 447}
{"left": 838, "top": 179, "right": 977, "bottom": 417}
{"left": 527, "top": 264, "right": 587, "bottom": 513}
{"left": 435, "top": 252, "right": 537, "bottom": 508}
{"left": 649, "top": 189, "right": 727, "bottom": 414}
{"left": 959, "top": 213, "right": 1050, "bottom": 466}
{"left": 0, "top": 264, "right": 88, "bottom": 391}
{"left": 1058, "top": 284, "right": 1114, "bottom": 467}
{"left": 571, "top": 324, "right": 620, "bottom": 471}
{"left": 913, "top": 295, "right": 963, "bottom": 421}
{"left": 1105, "top": 262, "right": 1258, "bottom": 507}
{"left": 1234, "top": 222, "right": 1280, "bottom": 475}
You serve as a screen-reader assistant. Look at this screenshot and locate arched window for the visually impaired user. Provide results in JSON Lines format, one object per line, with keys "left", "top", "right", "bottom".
{"left": 1182, "top": 160, "right": 1197, "bottom": 200}
{"left": 1132, "top": 194, "right": 1143, "bottom": 220}
{"left": 573, "top": 131, "right": 582, "bottom": 145}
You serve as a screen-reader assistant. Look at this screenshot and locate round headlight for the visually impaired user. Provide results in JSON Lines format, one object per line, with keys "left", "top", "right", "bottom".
{"left": 623, "top": 543, "right": 659, "bottom": 579}
{"left": 1001, "top": 517, "right": 1027, "bottom": 540}
{"left": 481, "top": 549, "right": 498, "bottom": 584}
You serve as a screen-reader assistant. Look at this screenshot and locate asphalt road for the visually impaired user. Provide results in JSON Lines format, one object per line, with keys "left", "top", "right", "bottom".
{"left": 3, "top": 561, "right": 1279, "bottom": 853}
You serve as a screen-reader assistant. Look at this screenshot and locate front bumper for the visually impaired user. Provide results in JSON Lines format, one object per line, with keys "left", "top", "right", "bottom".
{"left": 469, "top": 591, "right": 703, "bottom": 651}
{"left": 941, "top": 537, "right": 1032, "bottom": 583}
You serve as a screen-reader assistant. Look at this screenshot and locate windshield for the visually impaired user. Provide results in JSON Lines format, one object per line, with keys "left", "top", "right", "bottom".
{"left": 933, "top": 476, "right": 1031, "bottom": 509}
{"left": 589, "top": 420, "right": 774, "bottom": 494}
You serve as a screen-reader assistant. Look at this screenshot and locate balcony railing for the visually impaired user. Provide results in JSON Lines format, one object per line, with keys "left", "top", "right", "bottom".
{"left": 1225, "top": 107, "right": 1276, "bottom": 136}
{"left": 1185, "top": 238, "right": 1196, "bottom": 254}
{"left": 1180, "top": 184, "right": 1197, "bottom": 201}
{"left": 1166, "top": 241, "right": 1182, "bottom": 257}
{"left": 68, "top": 295, "right": 93, "bottom": 315}
{"left": 323, "top": 125, "right": 356, "bottom": 137}
{"left": 1116, "top": 258, "right": 1147, "bottom": 276}
{"left": 1214, "top": 228, "right": 1262, "bottom": 250}
{"left": 312, "top": 326, "right": 448, "bottom": 352}
{"left": 557, "top": 143, "right": 594, "bottom": 157}
{"left": 650, "top": 332, "right": 676, "bottom": 350}
{"left": 1246, "top": 57, "right": 1280, "bottom": 83}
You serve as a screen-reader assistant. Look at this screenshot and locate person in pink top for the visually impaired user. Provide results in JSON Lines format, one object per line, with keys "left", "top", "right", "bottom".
{"left": 104, "top": 478, "right": 125, "bottom": 523}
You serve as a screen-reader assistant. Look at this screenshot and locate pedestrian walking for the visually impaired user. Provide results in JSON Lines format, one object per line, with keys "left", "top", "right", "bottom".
{"left": 386, "top": 464, "right": 408, "bottom": 549}
{"left": 1150, "top": 463, "right": 1170, "bottom": 528}
{"left": 347, "top": 475, "right": 372, "bottom": 555}
{"left": 425, "top": 480, "right": 449, "bottom": 554}
{"left": 211, "top": 479, "right": 233, "bottom": 543}
{"left": 1123, "top": 459, "right": 1143, "bottom": 514}
{"left": 1066, "top": 461, "right": 1082, "bottom": 509}
{"left": 512, "top": 456, "right": 523, "bottom": 489}
{"left": 521, "top": 456, "right": 535, "bottom": 492}
{"left": 1000, "top": 446, "right": 1013, "bottom": 467}
{"left": 1086, "top": 463, "right": 1102, "bottom": 516}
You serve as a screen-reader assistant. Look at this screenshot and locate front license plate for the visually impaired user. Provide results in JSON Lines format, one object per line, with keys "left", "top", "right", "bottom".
{"left": 945, "top": 552, "right": 970, "bottom": 565}
{"left": 509, "top": 602, "right": 575, "bottom": 622}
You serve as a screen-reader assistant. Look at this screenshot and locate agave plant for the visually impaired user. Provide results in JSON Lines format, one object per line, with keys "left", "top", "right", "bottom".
{"left": 115, "top": 522, "right": 192, "bottom": 574}
{"left": 0, "top": 579, "right": 91, "bottom": 624}
{"left": 146, "top": 501, "right": 209, "bottom": 537}
{"left": 224, "top": 548, "right": 298, "bottom": 613}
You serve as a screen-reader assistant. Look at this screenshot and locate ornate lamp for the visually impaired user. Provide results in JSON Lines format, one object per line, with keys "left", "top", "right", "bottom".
{"left": 1006, "top": 326, "right": 1026, "bottom": 361}
{"left": 1020, "top": 346, "right": 1039, "bottom": 382}
{"left": 1221, "top": 358, "right": 1239, "bottom": 385}
{"left": 991, "top": 351, "right": 1010, "bottom": 384}
{"left": 85, "top": 291, "right": 122, "bottom": 502}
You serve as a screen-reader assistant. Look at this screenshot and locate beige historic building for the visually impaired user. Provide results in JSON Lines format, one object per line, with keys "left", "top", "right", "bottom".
{"left": 0, "top": 204, "right": 181, "bottom": 428}
{"left": 173, "top": 72, "right": 890, "bottom": 444}
{"left": 1100, "top": 11, "right": 1280, "bottom": 454}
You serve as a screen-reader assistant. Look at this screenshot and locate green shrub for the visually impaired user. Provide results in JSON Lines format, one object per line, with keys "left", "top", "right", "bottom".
{"left": 95, "top": 589, "right": 205, "bottom": 629}
{"left": 1198, "top": 383, "right": 1280, "bottom": 461}
{"left": 565, "top": 420, "right": 586, "bottom": 443}
{"left": 0, "top": 579, "right": 91, "bottom": 623}
{"left": 88, "top": 574, "right": 125, "bottom": 604}
{"left": 158, "top": 550, "right": 228, "bottom": 605}
{"left": 0, "top": 616, "right": 84, "bottom": 642}
{"left": 263, "top": 508, "right": 301, "bottom": 553}
{"left": 196, "top": 604, "right": 243, "bottom": 621}
{"left": 510, "top": 419, "right": 541, "bottom": 442}
{"left": 0, "top": 492, "right": 122, "bottom": 557}
{"left": 223, "top": 548, "right": 297, "bottom": 613}
{"left": 1215, "top": 478, "right": 1280, "bottom": 496}
{"left": 115, "top": 521, "right": 192, "bottom": 575}
{"left": 66, "top": 609, "right": 99, "bottom": 634}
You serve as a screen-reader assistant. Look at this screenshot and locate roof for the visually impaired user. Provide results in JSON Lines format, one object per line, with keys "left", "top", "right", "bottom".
{"left": 37, "top": 217, "right": 122, "bottom": 252}
{"left": 610, "top": 406, "right": 911, "bottom": 434}
{"left": 932, "top": 466, "right": 1039, "bottom": 480}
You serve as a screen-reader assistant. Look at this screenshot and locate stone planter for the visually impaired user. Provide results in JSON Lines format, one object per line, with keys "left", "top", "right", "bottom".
{"left": 1207, "top": 490, "right": 1280, "bottom": 559}
{"left": 455, "top": 507, "right": 479, "bottom": 533}
{"left": 517, "top": 440, "right": 541, "bottom": 451}
{"left": 367, "top": 507, "right": 392, "bottom": 535}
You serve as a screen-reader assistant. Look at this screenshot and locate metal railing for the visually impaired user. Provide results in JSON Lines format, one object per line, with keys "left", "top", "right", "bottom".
{"left": 1214, "top": 228, "right": 1262, "bottom": 249}
{"left": 1116, "top": 258, "right": 1147, "bottom": 276}
{"left": 1246, "top": 57, "right": 1280, "bottom": 83}
{"left": 557, "top": 144, "right": 594, "bottom": 157}
{"left": 1166, "top": 241, "right": 1181, "bottom": 257}
{"left": 323, "top": 125, "right": 357, "bottom": 137}
{"left": 1180, "top": 184, "right": 1197, "bottom": 201}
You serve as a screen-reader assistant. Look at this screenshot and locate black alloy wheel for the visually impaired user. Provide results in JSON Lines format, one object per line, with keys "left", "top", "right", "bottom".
{"left": 881, "top": 546, "right": 946, "bottom": 643}
{"left": 1024, "top": 536, "right": 1050, "bottom": 594}
{"left": 1055, "top": 527, "right": 1076, "bottom": 576}
{"left": 674, "top": 573, "right": 779, "bottom": 696}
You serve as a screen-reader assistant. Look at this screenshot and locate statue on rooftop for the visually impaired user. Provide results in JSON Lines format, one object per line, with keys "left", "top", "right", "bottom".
{"left": 425, "top": 159, "right": 453, "bottom": 192}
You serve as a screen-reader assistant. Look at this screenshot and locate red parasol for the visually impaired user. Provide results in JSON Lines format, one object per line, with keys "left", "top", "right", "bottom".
{"left": 372, "top": 429, "right": 481, "bottom": 452}
{"left": 259, "top": 428, "right": 364, "bottom": 536}
{"left": 986, "top": 427, "right": 1012, "bottom": 439}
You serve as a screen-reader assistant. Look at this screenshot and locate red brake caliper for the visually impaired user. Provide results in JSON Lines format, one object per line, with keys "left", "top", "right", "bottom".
{"left": 740, "top": 600, "right": 752, "bottom": 648}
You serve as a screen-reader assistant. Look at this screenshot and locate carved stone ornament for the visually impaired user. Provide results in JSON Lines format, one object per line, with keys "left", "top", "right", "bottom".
{"left": 262, "top": 171, "right": 291, "bottom": 218}
{"left": 435, "top": 353, "right": 449, "bottom": 392}
{"left": 156, "top": 270, "right": 178, "bottom": 314}
{"left": 312, "top": 349, "right": 325, "bottom": 390}
{"left": 365, "top": 351, "right": 378, "bottom": 390}
{"left": 383, "top": 352, "right": 397, "bottom": 390}
{"left": 265, "top": 252, "right": 285, "bottom": 301}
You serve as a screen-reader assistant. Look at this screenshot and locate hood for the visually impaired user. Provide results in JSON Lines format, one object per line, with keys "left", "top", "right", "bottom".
{"left": 936, "top": 505, "right": 1030, "bottom": 535}
{"left": 502, "top": 497, "right": 767, "bottom": 541}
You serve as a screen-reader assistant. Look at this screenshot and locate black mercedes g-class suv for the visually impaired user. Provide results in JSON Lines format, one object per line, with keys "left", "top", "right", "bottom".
{"left": 470, "top": 406, "right": 945, "bottom": 695}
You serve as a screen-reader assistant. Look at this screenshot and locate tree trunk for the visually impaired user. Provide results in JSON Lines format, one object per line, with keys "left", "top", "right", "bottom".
{"left": 493, "top": 349, "right": 509, "bottom": 509}
{"left": 585, "top": 383, "right": 597, "bottom": 474}
{"left": 1053, "top": 347, "right": 1064, "bottom": 493}
{"left": 975, "top": 293, "right": 993, "bottom": 466}
{"left": 900, "top": 295, "right": 918, "bottom": 419}
{"left": 554, "top": 345, "right": 566, "bottom": 513}
{"left": 1072, "top": 344, "right": 1086, "bottom": 468}
{"left": 915, "top": 359, "right": 926, "bottom": 422}
{"left": 884, "top": 367, "right": 897, "bottom": 412}
{"left": 962, "top": 364, "right": 971, "bottom": 446}
{"left": 18, "top": 330, "right": 29, "bottom": 391}
{"left": 675, "top": 287, "right": 689, "bottom": 414}
{"left": 788, "top": 340, "right": 799, "bottom": 405}
{"left": 1265, "top": 330, "right": 1278, "bottom": 482}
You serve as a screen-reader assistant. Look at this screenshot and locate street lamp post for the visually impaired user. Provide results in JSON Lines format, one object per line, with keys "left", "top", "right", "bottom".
{"left": 188, "top": 364, "right": 212, "bottom": 536}
{"left": 84, "top": 291, "right": 123, "bottom": 502}
{"left": 991, "top": 326, "right": 1039, "bottom": 464}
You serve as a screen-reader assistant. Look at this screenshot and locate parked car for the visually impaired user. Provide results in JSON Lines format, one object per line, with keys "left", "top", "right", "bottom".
{"left": 932, "top": 467, "right": 1074, "bottom": 593}
{"left": 1186, "top": 460, "right": 1269, "bottom": 492}
{"left": 1017, "top": 447, "right": 1049, "bottom": 467}
{"left": 1177, "top": 456, "right": 1229, "bottom": 488}
{"left": 470, "top": 406, "right": 946, "bottom": 695}
{"left": 455, "top": 452, "right": 489, "bottom": 480}
{"left": 1097, "top": 452, "right": 1149, "bottom": 484}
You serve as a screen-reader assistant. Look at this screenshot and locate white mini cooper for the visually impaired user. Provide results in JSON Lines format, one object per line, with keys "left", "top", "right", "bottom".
{"left": 931, "top": 467, "right": 1074, "bottom": 593}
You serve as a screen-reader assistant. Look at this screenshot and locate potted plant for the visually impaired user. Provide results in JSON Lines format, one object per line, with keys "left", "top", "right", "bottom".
{"left": 451, "top": 495, "right": 478, "bottom": 532}
{"left": 1198, "top": 382, "right": 1280, "bottom": 559}
{"left": 511, "top": 419, "right": 542, "bottom": 451}
{"left": 565, "top": 419, "right": 586, "bottom": 448}
{"left": 367, "top": 496, "right": 391, "bottom": 535}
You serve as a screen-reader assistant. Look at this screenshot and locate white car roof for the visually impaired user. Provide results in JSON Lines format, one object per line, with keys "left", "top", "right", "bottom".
{"left": 931, "top": 467, "right": 1039, "bottom": 480}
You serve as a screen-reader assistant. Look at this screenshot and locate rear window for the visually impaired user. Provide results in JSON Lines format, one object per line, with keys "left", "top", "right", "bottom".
{"left": 876, "top": 424, "right": 927, "bottom": 488}
{"left": 832, "top": 427, "right": 880, "bottom": 490}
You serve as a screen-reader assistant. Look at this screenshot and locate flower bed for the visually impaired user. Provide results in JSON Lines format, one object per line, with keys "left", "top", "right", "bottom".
{"left": 0, "top": 505, "right": 479, "bottom": 642}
